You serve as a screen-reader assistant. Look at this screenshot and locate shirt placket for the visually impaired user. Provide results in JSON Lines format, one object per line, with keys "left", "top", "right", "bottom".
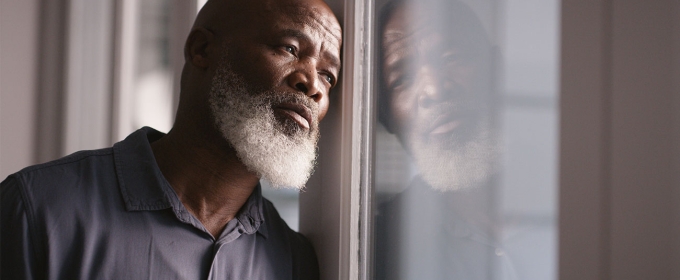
{"left": 207, "top": 219, "right": 246, "bottom": 280}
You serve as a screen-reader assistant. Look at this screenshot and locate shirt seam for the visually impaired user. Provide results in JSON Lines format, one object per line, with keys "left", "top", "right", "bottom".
{"left": 17, "top": 149, "right": 113, "bottom": 175}
{"left": 14, "top": 173, "right": 47, "bottom": 277}
{"left": 112, "top": 143, "right": 132, "bottom": 210}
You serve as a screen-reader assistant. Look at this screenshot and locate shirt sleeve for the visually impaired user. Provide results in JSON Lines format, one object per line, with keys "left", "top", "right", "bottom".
{"left": 1, "top": 175, "right": 43, "bottom": 280}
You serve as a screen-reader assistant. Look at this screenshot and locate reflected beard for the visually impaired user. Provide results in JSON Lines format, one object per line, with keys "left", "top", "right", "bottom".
{"left": 208, "top": 61, "right": 320, "bottom": 190}
{"left": 407, "top": 117, "right": 499, "bottom": 192}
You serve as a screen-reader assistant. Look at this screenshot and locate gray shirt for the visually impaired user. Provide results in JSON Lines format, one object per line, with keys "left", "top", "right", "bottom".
{"left": 1, "top": 127, "right": 319, "bottom": 280}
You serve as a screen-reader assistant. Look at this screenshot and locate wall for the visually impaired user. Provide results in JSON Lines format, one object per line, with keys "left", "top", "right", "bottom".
{"left": 0, "top": 0, "right": 40, "bottom": 179}
{"left": 559, "top": 0, "right": 680, "bottom": 279}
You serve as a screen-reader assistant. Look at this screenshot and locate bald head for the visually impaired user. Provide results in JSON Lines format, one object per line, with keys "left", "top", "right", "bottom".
{"left": 192, "top": 0, "right": 340, "bottom": 46}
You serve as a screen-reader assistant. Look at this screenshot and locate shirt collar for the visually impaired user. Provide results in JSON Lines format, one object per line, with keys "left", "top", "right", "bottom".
{"left": 237, "top": 184, "right": 268, "bottom": 238}
{"left": 113, "top": 127, "right": 268, "bottom": 238}
{"left": 113, "top": 127, "right": 171, "bottom": 211}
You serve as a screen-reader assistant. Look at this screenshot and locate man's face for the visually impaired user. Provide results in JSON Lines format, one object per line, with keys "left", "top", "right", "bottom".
{"left": 208, "top": 0, "right": 342, "bottom": 189}
{"left": 381, "top": 3, "right": 498, "bottom": 191}
{"left": 223, "top": 1, "right": 342, "bottom": 124}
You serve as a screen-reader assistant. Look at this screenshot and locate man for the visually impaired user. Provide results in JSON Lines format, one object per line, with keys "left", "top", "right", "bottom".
{"left": 374, "top": 0, "right": 510, "bottom": 279}
{"left": 1, "top": 0, "right": 341, "bottom": 278}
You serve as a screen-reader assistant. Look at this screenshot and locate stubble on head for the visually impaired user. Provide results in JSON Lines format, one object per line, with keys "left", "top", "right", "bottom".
{"left": 208, "top": 55, "right": 320, "bottom": 190}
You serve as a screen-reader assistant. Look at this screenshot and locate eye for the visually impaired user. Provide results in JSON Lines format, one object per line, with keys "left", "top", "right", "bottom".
{"left": 320, "top": 72, "right": 335, "bottom": 86}
{"left": 442, "top": 52, "right": 461, "bottom": 64}
{"left": 283, "top": 45, "right": 296, "bottom": 55}
{"left": 442, "top": 50, "right": 475, "bottom": 67}
{"left": 390, "top": 73, "right": 414, "bottom": 90}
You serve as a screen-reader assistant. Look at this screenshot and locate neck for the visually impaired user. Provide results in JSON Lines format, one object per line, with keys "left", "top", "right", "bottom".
{"left": 151, "top": 127, "right": 259, "bottom": 238}
{"left": 444, "top": 178, "right": 504, "bottom": 239}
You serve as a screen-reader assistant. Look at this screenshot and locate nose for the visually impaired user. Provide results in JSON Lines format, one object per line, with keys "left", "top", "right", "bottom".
{"left": 417, "top": 69, "right": 454, "bottom": 108}
{"left": 288, "top": 61, "right": 324, "bottom": 103}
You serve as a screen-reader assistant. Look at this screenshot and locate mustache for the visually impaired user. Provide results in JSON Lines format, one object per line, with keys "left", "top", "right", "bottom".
{"left": 262, "top": 91, "right": 320, "bottom": 119}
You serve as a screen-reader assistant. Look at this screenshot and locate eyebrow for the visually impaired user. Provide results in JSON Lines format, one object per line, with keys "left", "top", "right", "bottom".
{"left": 280, "top": 28, "right": 342, "bottom": 69}
{"left": 324, "top": 52, "right": 342, "bottom": 71}
{"left": 280, "top": 28, "right": 309, "bottom": 41}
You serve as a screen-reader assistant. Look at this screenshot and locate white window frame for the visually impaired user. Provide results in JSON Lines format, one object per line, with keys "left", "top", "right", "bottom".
{"left": 299, "top": 0, "right": 375, "bottom": 279}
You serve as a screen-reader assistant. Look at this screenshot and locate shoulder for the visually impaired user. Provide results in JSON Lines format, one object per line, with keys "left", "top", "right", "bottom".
{"left": 5, "top": 147, "right": 114, "bottom": 189}
{"left": 1, "top": 147, "right": 118, "bottom": 218}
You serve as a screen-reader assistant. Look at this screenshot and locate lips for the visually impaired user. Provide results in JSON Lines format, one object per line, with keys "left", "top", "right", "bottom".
{"left": 431, "top": 119, "right": 462, "bottom": 135}
{"left": 274, "top": 103, "right": 313, "bottom": 129}
{"left": 428, "top": 113, "right": 465, "bottom": 136}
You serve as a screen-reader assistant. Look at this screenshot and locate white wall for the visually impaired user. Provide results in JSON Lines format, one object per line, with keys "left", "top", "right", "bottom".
{"left": 0, "top": 0, "right": 40, "bottom": 179}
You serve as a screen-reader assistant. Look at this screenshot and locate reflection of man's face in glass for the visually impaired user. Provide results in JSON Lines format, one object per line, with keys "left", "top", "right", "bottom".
{"left": 380, "top": 0, "right": 498, "bottom": 191}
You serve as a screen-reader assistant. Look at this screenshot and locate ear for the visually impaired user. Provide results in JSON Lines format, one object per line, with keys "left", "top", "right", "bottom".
{"left": 184, "top": 27, "right": 215, "bottom": 69}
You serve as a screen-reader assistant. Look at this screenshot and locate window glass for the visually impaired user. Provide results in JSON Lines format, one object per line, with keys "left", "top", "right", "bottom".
{"left": 131, "top": 0, "right": 174, "bottom": 133}
{"left": 261, "top": 180, "right": 300, "bottom": 231}
{"left": 372, "top": 0, "right": 560, "bottom": 279}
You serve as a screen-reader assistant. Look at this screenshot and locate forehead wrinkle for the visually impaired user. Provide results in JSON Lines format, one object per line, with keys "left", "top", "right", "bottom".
{"left": 383, "top": 44, "right": 412, "bottom": 73}
{"left": 299, "top": 16, "right": 342, "bottom": 63}
{"left": 282, "top": 3, "right": 341, "bottom": 42}
{"left": 271, "top": 2, "right": 341, "bottom": 48}
{"left": 320, "top": 41, "right": 341, "bottom": 70}
{"left": 382, "top": 21, "right": 422, "bottom": 46}
{"left": 383, "top": 33, "right": 412, "bottom": 58}
{"left": 302, "top": 11, "right": 342, "bottom": 69}
{"left": 417, "top": 32, "right": 442, "bottom": 54}
{"left": 383, "top": 22, "right": 457, "bottom": 65}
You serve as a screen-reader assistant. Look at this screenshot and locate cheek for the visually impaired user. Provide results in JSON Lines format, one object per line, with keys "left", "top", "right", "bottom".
{"left": 317, "top": 96, "right": 330, "bottom": 122}
{"left": 389, "top": 89, "right": 419, "bottom": 135}
{"left": 451, "top": 65, "right": 480, "bottom": 92}
{"left": 229, "top": 47, "right": 286, "bottom": 89}
{"left": 451, "top": 64, "right": 492, "bottom": 97}
{"left": 452, "top": 67, "right": 473, "bottom": 87}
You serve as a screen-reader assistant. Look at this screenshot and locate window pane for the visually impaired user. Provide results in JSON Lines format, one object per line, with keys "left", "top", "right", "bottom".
{"left": 132, "top": 0, "right": 175, "bottom": 133}
{"left": 372, "top": 0, "right": 560, "bottom": 279}
{"left": 261, "top": 180, "right": 300, "bottom": 231}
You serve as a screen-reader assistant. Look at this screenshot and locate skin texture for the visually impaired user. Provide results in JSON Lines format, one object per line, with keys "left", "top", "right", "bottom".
{"left": 151, "top": 0, "right": 342, "bottom": 238}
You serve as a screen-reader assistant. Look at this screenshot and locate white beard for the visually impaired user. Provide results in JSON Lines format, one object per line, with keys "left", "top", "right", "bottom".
{"left": 407, "top": 118, "right": 499, "bottom": 192}
{"left": 208, "top": 60, "right": 320, "bottom": 190}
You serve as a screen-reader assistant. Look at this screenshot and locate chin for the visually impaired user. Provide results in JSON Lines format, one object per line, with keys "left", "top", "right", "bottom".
{"left": 408, "top": 121, "right": 500, "bottom": 192}
{"left": 208, "top": 58, "right": 320, "bottom": 190}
